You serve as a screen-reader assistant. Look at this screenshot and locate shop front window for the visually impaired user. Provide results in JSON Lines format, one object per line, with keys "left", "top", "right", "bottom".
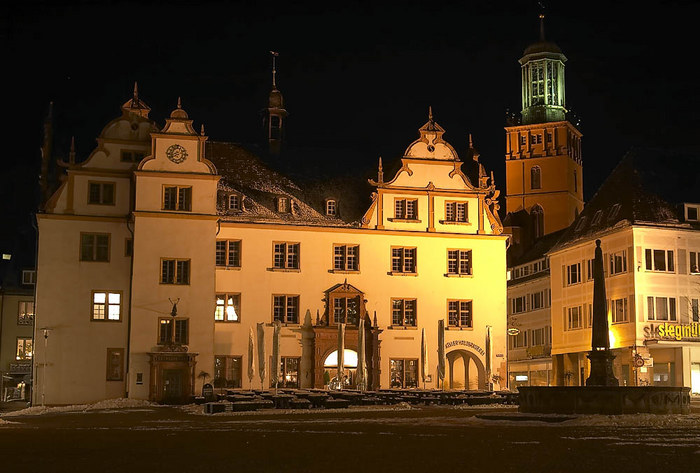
{"left": 389, "top": 359, "right": 418, "bottom": 388}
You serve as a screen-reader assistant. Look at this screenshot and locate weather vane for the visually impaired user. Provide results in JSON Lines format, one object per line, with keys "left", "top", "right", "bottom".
{"left": 270, "top": 51, "right": 279, "bottom": 88}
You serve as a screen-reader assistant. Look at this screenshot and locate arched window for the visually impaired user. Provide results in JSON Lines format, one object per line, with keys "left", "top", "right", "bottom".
{"left": 326, "top": 199, "right": 337, "bottom": 217}
{"left": 532, "top": 205, "right": 544, "bottom": 238}
{"left": 531, "top": 166, "right": 541, "bottom": 190}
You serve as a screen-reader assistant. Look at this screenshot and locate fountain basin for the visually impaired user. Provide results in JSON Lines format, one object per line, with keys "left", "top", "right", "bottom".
{"left": 518, "top": 386, "right": 690, "bottom": 415}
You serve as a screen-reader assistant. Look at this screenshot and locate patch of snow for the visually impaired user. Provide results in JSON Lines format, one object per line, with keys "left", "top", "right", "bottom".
{"left": 453, "top": 403, "right": 518, "bottom": 410}
{"left": 567, "top": 413, "right": 700, "bottom": 428}
{"left": 1, "top": 398, "right": 156, "bottom": 417}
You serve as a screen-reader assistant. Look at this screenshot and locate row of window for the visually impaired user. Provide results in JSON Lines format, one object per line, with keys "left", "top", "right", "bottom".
{"left": 509, "top": 326, "right": 551, "bottom": 350}
{"left": 510, "top": 258, "right": 549, "bottom": 281}
{"left": 90, "top": 290, "right": 475, "bottom": 328}
{"left": 390, "top": 198, "right": 469, "bottom": 223}
{"left": 510, "top": 289, "right": 551, "bottom": 315}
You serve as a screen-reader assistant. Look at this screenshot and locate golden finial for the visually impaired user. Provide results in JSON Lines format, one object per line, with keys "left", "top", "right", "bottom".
{"left": 428, "top": 105, "right": 433, "bottom": 121}
{"left": 200, "top": 124, "right": 205, "bottom": 136}
{"left": 177, "top": 97, "right": 182, "bottom": 109}
{"left": 378, "top": 156, "right": 384, "bottom": 183}
{"left": 133, "top": 81, "right": 139, "bottom": 101}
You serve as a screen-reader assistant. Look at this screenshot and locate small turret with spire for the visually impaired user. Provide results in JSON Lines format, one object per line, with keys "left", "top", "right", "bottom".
{"left": 264, "top": 51, "right": 288, "bottom": 157}
{"left": 121, "top": 82, "right": 151, "bottom": 118}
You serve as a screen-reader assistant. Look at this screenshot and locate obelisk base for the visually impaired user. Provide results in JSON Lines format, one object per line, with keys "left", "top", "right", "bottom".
{"left": 586, "top": 350, "right": 619, "bottom": 386}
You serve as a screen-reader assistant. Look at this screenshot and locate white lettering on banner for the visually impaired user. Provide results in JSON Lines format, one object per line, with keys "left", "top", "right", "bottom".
{"left": 445, "top": 340, "right": 485, "bottom": 356}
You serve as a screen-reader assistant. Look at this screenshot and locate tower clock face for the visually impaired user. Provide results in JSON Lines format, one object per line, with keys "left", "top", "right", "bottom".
{"left": 166, "top": 144, "right": 188, "bottom": 164}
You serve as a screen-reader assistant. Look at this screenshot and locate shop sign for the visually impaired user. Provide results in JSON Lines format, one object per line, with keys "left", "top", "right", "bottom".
{"left": 644, "top": 323, "right": 700, "bottom": 342}
{"left": 9, "top": 362, "right": 31, "bottom": 374}
{"left": 445, "top": 340, "right": 485, "bottom": 356}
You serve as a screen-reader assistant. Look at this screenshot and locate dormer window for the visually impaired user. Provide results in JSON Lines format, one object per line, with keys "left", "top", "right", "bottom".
{"left": 608, "top": 203, "right": 621, "bottom": 222}
{"left": 229, "top": 194, "right": 241, "bottom": 211}
{"left": 277, "top": 197, "right": 290, "bottom": 213}
{"left": 120, "top": 150, "right": 146, "bottom": 163}
{"left": 326, "top": 199, "right": 337, "bottom": 217}
{"left": 395, "top": 199, "right": 417, "bottom": 220}
{"left": 591, "top": 210, "right": 603, "bottom": 226}
{"left": 685, "top": 203, "right": 700, "bottom": 222}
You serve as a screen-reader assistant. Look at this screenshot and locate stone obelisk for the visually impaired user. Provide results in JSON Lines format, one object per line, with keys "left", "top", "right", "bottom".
{"left": 586, "top": 239, "right": 619, "bottom": 386}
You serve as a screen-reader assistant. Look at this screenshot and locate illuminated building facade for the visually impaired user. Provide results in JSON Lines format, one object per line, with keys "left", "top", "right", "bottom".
{"left": 33, "top": 85, "right": 508, "bottom": 404}
{"left": 549, "top": 149, "right": 700, "bottom": 392}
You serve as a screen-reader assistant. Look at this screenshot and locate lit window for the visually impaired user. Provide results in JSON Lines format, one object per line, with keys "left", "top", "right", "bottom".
{"left": 92, "top": 291, "right": 121, "bottom": 321}
{"left": 273, "top": 357, "right": 300, "bottom": 388}
{"left": 447, "top": 249, "right": 472, "bottom": 275}
{"left": 80, "top": 233, "right": 110, "bottom": 262}
{"left": 216, "top": 240, "right": 241, "bottom": 267}
{"left": 389, "top": 359, "right": 418, "bottom": 388}
{"left": 273, "top": 242, "right": 300, "bottom": 270}
{"left": 88, "top": 181, "right": 115, "bottom": 205}
{"left": 273, "top": 295, "right": 299, "bottom": 324}
{"left": 647, "top": 296, "right": 677, "bottom": 321}
{"left": 326, "top": 199, "right": 337, "bottom": 216}
{"left": 611, "top": 297, "right": 628, "bottom": 324}
{"left": 16, "top": 338, "right": 33, "bottom": 360}
{"left": 444, "top": 201, "right": 468, "bottom": 222}
{"left": 18, "top": 301, "right": 34, "bottom": 325}
{"left": 391, "top": 247, "right": 416, "bottom": 273}
{"left": 229, "top": 194, "right": 241, "bottom": 211}
{"left": 530, "top": 166, "right": 541, "bottom": 189}
{"left": 394, "top": 199, "right": 418, "bottom": 220}
{"left": 333, "top": 244, "right": 359, "bottom": 272}
{"left": 163, "top": 186, "right": 192, "bottom": 211}
{"left": 161, "top": 259, "right": 190, "bottom": 285}
{"left": 644, "top": 249, "right": 674, "bottom": 272}
{"left": 391, "top": 298, "right": 416, "bottom": 326}
{"left": 215, "top": 294, "right": 241, "bottom": 322}
{"left": 158, "top": 318, "right": 189, "bottom": 344}
{"left": 448, "top": 300, "right": 472, "bottom": 328}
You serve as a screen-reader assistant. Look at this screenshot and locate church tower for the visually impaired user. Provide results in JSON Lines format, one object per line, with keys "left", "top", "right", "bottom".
{"left": 264, "top": 51, "right": 288, "bottom": 156}
{"left": 505, "top": 14, "right": 583, "bottom": 237}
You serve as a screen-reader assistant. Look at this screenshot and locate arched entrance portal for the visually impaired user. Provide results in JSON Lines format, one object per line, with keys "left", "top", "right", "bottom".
{"left": 323, "top": 349, "right": 358, "bottom": 388}
{"left": 446, "top": 349, "right": 486, "bottom": 390}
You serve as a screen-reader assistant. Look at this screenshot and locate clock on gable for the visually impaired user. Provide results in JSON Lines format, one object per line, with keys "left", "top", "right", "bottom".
{"left": 166, "top": 144, "right": 188, "bottom": 164}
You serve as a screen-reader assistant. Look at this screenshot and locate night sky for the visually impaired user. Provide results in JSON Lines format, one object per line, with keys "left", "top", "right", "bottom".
{"left": 2, "top": 1, "right": 699, "bottom": 246}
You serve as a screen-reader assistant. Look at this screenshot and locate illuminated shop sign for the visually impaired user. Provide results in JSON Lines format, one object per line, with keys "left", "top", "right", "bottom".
{"left": 445, "top": 340, "right": 485, "bottom": 356}
{"left": 644, "top": 323, "right": 700, "bottom": 341}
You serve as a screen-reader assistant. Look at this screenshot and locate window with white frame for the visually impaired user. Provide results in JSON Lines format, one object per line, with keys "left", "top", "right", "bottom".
{"left": 21, "top": 270, "right": 36, "bottom": 285}
{"left": 611, "top": 297, "right": 628, "bottom": 323}
{"left": 609, "top": 250, "right": 627, "bottom": 275}
{"left": 216, "top": 240, "right": 241, "bottom": 267}
{"left": 229, "top": 194, "right": 241, "bottom": 211}
{"left": 511, "top": 296, "right": 527, "bottom": 314}
{"left": 215, "top": 294, "right": 241, "bottom": 322}
{"left": 531, "top": 327, "right": 546, "bottom": 346}
{"left": 510, "top": 331, "right": 527, "bottom": 349}
{"left": 647, "top": 296, "right": 677, "bottom": 321}
{"left": 566, "top": 306, "right": 583, "bottom": 330}
{"left": 566, "top": 262, "right": 581, "bottom": 286}
{"left": 530, "top": 290, "right": 548, "bottom": 310}
{"left": 586, "top": 259, "right": 595, "bottom": 281}
{"left": 17, "top": 301, "right": 34, "bottom": 325}
{"left": 325, "top": 199, "right": 337, "bottom": 217}
{"left": 447, "top": 249, "right": 472, "bottom": 275}
{"left": 92, "top": 291, "right": 121, "bottom": 321}
{"left": 273, "top": 242, "right": 300, "bottom": 270}
{"left": 333, "top": 244, "right": 359, "bottom": 272}
{"left": 277, "top": 196, "right": 290, "bottom": 213}
{"left": 644, "top": 249, "right": 674, "bottom": 272}
{"left": 685, "top": 204, "right": 699, "bottom": 221}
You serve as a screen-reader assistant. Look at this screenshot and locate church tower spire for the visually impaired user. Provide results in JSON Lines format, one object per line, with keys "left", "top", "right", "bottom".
{"left": 504, "top": 13, "right": 584, "bottom": 238}
{"left": 264, "top": 51, "right": 288, "bottom": 157}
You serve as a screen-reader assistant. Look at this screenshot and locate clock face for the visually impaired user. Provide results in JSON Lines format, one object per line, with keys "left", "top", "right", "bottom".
{"left": 166, "top": 144, "right": 188, "bottom": 164}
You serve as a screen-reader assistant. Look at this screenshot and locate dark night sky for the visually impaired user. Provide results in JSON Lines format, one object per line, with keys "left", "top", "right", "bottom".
{"left": 2, "top": 0, "right": 699, "bottom": 246}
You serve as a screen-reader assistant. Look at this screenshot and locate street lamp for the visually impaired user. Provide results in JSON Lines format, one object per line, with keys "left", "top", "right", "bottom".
{"left": 38, "top": 327, "right": 51, "bottom": 407}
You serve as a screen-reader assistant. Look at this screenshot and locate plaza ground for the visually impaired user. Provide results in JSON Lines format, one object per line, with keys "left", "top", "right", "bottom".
{"left": 2, "top": 401, "right": 700, "bottom": 473}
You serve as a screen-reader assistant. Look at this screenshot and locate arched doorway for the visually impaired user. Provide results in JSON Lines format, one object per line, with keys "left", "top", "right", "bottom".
{"left": 446, "top": 349, "right": 486, "bottom": 390}
{"left": 323, "top": 349, "right": 358, "bottom": 388}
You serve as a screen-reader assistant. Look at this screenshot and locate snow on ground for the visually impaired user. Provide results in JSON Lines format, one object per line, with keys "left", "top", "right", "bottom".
{"left": 180, "top": 401, "right": 417, "bottom": 416}
{"left": 0, "top": 398, "right": 157, "bottom": 417}
{"left": 567, "top": 413, "right": 700, "bottom": 428}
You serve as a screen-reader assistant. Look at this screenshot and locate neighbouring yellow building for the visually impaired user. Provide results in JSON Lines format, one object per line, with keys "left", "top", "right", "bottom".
{"left": 33, "top": 83, "right": 508, "bottom": 404}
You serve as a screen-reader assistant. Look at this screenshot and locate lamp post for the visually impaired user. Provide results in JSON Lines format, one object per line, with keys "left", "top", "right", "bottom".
{"left": 38, "top": 327, "right": 51, "bottom": 406}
